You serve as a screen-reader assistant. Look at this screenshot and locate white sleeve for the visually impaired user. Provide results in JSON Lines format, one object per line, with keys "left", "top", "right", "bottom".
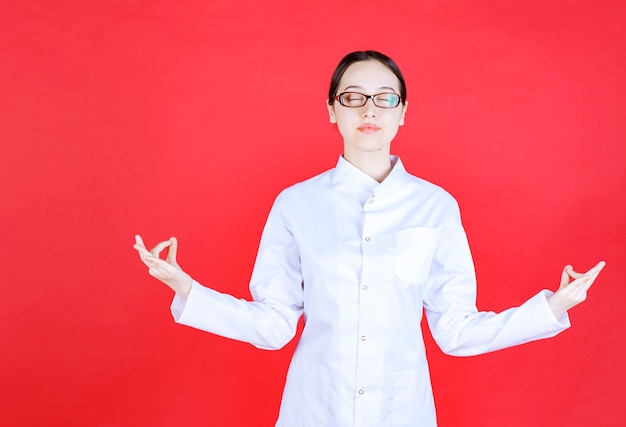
{"left": 423, "top": 205, "right": 570, "bottom": 356}
{"left": 170, "top": 193, "right": 304, "bottom": 350}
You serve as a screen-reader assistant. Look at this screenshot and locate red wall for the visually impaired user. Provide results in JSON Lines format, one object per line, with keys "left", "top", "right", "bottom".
{"left": 2, "top": 1, "right": 625, "bottom": 426}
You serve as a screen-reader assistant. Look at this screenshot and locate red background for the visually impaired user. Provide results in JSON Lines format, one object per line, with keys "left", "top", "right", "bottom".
{"left": 1, "top": 1, "right": 625, "bottom": 426}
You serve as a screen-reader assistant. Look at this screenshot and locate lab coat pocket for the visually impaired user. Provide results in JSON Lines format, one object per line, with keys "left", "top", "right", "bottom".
{"left": 392, "top": 367, "right": 435, "bottom": 426}
{"left": 394, "top": 227, "right": 437, "bottom": 285}
{"left": 278, "top": 352, "right": 330, "bottom": 426}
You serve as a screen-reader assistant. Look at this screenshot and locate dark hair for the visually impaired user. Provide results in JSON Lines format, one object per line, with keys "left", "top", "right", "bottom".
{"left": 327, "top": 50, "right": 407, "bottom": 105}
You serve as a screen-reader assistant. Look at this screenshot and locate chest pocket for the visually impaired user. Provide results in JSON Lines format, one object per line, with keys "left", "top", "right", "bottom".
{"left": 394, "top": 227, "right": 438, "bottom": 284}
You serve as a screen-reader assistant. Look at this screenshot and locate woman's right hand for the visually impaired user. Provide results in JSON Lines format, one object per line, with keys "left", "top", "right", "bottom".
{"left": 133, "top": 235, "right": 193, "bottom": 299}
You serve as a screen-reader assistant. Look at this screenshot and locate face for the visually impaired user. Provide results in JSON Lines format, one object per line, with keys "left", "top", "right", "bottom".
{"left": 327, "top": 60, "right": 407, "bottom": 155}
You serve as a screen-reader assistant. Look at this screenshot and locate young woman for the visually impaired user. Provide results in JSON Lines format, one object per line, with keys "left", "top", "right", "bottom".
{"left": 134, "top": 51, "right": 605, "bottom": 427}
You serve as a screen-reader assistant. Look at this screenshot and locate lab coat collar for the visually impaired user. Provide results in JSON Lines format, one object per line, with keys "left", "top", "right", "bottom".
{"left": 334, "top": 155, "right": 408, "bottom": 195}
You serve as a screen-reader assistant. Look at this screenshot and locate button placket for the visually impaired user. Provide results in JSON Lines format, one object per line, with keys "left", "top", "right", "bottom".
{"left": 355, "top": 192, "right": 377, "bottom": 415}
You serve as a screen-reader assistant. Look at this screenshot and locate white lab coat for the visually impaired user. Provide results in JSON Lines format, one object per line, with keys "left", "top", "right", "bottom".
{"left": 171, "top": 156, "right": 569, "bottom": 426}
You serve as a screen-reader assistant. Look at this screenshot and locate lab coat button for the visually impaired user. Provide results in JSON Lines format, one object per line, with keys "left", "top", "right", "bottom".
{"left": 362, "top": 285, "right": 368, "bottom": 290}
{"left": 361, "top": 335, "right": 366, "bottom": 341}
{"left": 358, "top": 389, "right": 364, "bottom": 395}
{"left": 364, "top": 236, "right": 370, "bottom": 242}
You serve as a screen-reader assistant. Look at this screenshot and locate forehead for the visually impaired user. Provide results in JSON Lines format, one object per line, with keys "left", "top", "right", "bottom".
{"left": 338, "top": 60, "right": 400, "bottom": 92}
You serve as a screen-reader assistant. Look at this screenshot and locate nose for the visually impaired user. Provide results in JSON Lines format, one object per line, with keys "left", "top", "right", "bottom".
{"left": 361, "top": 97, "right": 378, "bottom": 117}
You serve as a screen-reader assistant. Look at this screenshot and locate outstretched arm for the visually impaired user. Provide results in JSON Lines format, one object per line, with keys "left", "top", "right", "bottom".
{"left": 133, "top": 235, "right": 193, "bottom": 299}
{"left": 547, "top": 261, "right": 606, "bottom": 318}
{"left": 131, "top": 193, "right": 305, "bottom": 350}
{"left": 424, "top": 213, "right": 608, "bottom": 356}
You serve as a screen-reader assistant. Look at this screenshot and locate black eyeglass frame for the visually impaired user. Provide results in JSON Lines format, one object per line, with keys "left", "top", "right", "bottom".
{"left": 334, "top": 91, "right": 403, "bottom": 108}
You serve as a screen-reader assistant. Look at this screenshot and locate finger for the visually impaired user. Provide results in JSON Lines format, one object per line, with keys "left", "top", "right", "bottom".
{"left": 575, "top": 276, "right": 596, "bottom": 293}
{"left": 139, "top": 251, "right": 161, "bottom": 267}
{"left": 150, "top": 240, "right": 173, "bottom": 258}
{"left": 568, "top": 261, "right": 606, "bottom": 280}
{"left": 134, "top": 236, "right": 160, "bottom": 260}
{"left": 134, "top": 239, "right": 156, "bottom": 256}
{"left": 579, "top": 261, "right": 606, "bottom": 290}
{"left": 585, "top": 261, "right": 606, "bottom": 277}
{"left": 147, "top": 260, "right": 178, "bottom": 280}
{"left": 565, "top": 265, "right": 585, "bottom": 281}
{"left": 135, "top": 234, "right": 145, "bottom": 246}
{"left": 569, "top": 261, "right": 606, "bottom": 288}
{"left": 138, "top": 249, "right": 157, "bottom": 260}
{"left": 134, "top": 244, "right": 150, "bottom": 257}
{"left": 568, "top": 271, "right": 602, "bottom": 294}
{"left": 560, "top": 265, "right": 572, "bottom": 289}
{"left": 134, "top": 235, "right": 149, "bottom": 251}
{"left": 166, "top": 236, "right": 178, "bottom": 264}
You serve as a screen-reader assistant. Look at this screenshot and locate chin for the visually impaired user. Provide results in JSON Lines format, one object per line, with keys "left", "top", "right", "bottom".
{"left": 353, "top": 142, "right": 390, "bottom": 154}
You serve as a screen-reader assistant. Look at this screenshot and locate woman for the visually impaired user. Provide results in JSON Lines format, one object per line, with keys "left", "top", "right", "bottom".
{"left": 134, "top": 51, "right": 605, "bottom": 427}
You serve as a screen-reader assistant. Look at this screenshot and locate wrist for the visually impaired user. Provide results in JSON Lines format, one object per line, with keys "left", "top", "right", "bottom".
{"left": 178, "top": 275, "right": 193, "bottom": 299}
{"left": 547, "top": 294, "right": 566, "bottom": 318}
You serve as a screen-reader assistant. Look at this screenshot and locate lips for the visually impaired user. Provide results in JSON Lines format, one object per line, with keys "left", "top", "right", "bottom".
{"left": 358, "top": 124, "right": 380, "bottom": 133}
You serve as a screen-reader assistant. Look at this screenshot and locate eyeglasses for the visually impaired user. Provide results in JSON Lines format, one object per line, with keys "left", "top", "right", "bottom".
{"left": 334, "top": 91, "right": 402, "bottom": 108}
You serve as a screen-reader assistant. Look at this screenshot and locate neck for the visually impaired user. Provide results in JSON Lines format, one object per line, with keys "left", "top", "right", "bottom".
{"left": 343, "top": 149, "right": 393, "bottom": 183}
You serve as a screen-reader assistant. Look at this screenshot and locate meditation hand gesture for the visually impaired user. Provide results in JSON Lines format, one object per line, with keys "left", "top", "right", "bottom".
{"left": 133, "top": 235, "right": 193, "bottom": 299}
{"left": 547, "top": 261, "right": 606, "bottom": 318}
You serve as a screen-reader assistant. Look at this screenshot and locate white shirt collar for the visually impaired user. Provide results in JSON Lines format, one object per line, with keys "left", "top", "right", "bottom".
{"left": 334, "top": 155, "right": 408, "bottom": 195}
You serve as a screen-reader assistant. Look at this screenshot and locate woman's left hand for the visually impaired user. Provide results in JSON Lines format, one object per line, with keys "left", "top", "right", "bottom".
{"left": 547, "top": 261, "right": 606, "bottom": 318}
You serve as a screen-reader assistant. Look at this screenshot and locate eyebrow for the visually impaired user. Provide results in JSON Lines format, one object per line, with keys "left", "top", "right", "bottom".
{"left": 343, "top": 85, "right": 398, "bottom": 92}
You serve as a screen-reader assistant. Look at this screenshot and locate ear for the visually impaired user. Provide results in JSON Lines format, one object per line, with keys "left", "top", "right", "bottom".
{"left": 327, "top": 99, "right": 337, "bottom": 124}
{"left": 399, "top": 101, "right": 408, "bottom": 126}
